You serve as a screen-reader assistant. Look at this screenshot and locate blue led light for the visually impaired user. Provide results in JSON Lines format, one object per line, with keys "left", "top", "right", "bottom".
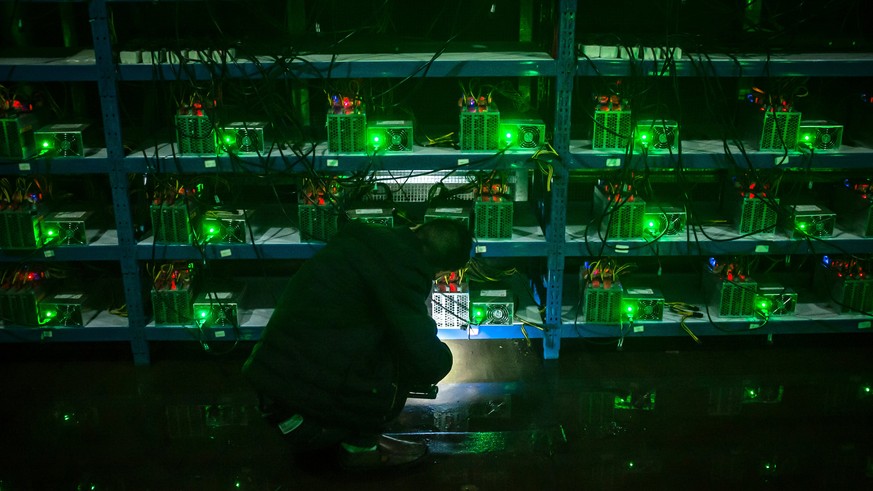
{"left": 709, "top": 257, "right": 717, "bottom": 269}
{"left": 822, "top": 255, "right": 830, "bottom": 266}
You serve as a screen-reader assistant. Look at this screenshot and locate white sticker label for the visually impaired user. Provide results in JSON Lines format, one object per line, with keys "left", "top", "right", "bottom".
{"left": 55, "top": 212, "right": 86, "bottom": 219}
{"left": 55, "top": 294, "right": 83, "bottom": 300}
{"left": 633, "top": 325, "right": 644, "bottom": 333}
{"left": 475, "top": 245, "right": 487, "bottom": 253}
{"left": 378, "top": 120, "right": 405, "bottom": 126}
{"left": 749, "top": 323, "right": 762, "bottom": 330}
{"left": 435, "top": 208, "right": 464, "bottom": 214}
{"left": 606, "top": 158, "right": 621, "bottom": 167}
{"left": 204, "top": 159, "right": 216, "bottom": 168}
{"left": 219, "top": 249, "right": 232, "bottom": 257}
{"left": 44, "top": 250, "right": 55, "bottom": 258}
{"left": 210, "top": 292, "right": 233, "bottom": 300}
{"left": 457, "top": 159, "right": 469, "bottom": 165}
{"left": 19, "top": 163, "right": 31, "bottom": 171}
{"left": 755, "top": 245, "right": 769, "bottom": 253}
{"left": 794, "top": 205, "right": 821, "bottom": 212}
{"left": 480, "top": 290, "right": 507, "bottom": 297}
{"left": 859, "top": 321, "right": 871, "bottom": 330}
{"left": 53, "top": 124, "right": 84, "bottom": 130}
{"left": 214, "top": 330, "right": 226, "bottom": 338}
{"left": 627, "top": 288, "right": 654, "bottom": 295}
{"left": 774, "top": 156, "right": 788, "bottom": 166}
{"left": 354, "top": 209, "right": 384, "bottom": 215}
{"left": 326, "top": 159, "right": 339, "bottom": 167}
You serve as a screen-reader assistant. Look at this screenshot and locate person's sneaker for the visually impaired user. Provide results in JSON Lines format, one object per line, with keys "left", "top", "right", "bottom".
{"left": 338, "top": 435, "right": 428, "bottom": 471}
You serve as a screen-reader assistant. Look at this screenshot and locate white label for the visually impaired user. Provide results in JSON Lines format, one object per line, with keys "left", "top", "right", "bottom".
{"left": 219, "top": 249, "right": 232, "bottom": 258}
{"left": 606, "top": 158, "right": 621, "bottom": 167}
{"left": 794, "top": 205, "right": 821, "bottom": 212}
{"left": 41, "top": 331, "right": 52, "bottom": 339}
{"left": 475, "top": 245, "right": 487, "bottom": 253}
{"left": 480, "top": 289, "right": 507, "bottom": 297}
{"left": 859, "top": 321, "right": 872, "bottom": 330}
{"left": 749, "top": 323, "right": 762, "bottom": 330}
{"left": 774, "top": 156, "right": 787, "bottom": 166}
{"left": 755, "top": 245, "right": 769, "bottom": 253}
{"left": 435, "top": 208, "right": 464, "bottom": 214}
{"left": 457, "top": 159, "right": 469, "bottom": 165}
{"left": 55, "top": 212, "right": 86, "bottom": 219}
{"left": 633, "top": 325, "right": 645, "bottom": 333}
{"left": 55, "top": 294, "right": 83, "bottom": 300}
{"left": 53, "top": 124, "right": 84, "bottom": 131}
{"left": 326, "top": 159, "right": 339, "bottom": 167}
{"left": 204, "top": 159, "right": 216, "bottom": 168}
{"left": 44, "top": 250, "right": 55, "bottom": 258}
{"left": 211, "top": 292, "right": 233, "bottom": 300}
{"left": 18, "top": 163, "right": 31, "bottom": 171}
{"left": 214, "top": 330, "right": 226, "bottom": 338}
{"left": 378, "top": 120, "right": 405, "bottom": 126}
{"left": 354, "top": 209, "right": 384, "bottom": 215}
{"left": 627, "top": 288, "right": 654, "bottom": 295}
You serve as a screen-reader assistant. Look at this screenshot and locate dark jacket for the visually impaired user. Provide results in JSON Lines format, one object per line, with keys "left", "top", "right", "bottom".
{"left": 243, "top": 222, "right": 453, "bottom": 430}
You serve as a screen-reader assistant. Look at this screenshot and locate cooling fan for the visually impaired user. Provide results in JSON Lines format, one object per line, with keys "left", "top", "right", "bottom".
{"left": 477, "top": 304, "right": 512, "bottom": 325}
{"left": 217, "top": 122, "right": 267, "bottom": 154}
{"left": 798, "top": 121, "right": 843, "bottom": 151}
{"left": 367, "top": 121, "right": 414, "bottom": 153}
{"left": 499, "top": 119, "right": 546, "bottom": 150}
{"left": 635, "top": 120, "right": 679, "bottom": 152}
{"left": 34, "top": 123, "right": 88, "bottom": 157}
{"left": 470, "top": 290, "right": 514, "bottom": 326}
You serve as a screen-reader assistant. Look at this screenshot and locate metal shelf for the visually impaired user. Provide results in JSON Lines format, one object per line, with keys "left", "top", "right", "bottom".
{"left": 0, "top": 310, "right": 130, "bottom": 343}
{"left": 577, "top": 52, "right": 873, "bottom": 78}
{"left": 136, "top": 226, "right": 548, "bottom": 260}
{"left": 569, "top": 140, "right": 873, "bottom": 171}
{"left": 0, "top": 230, "right": 121, "bottom": 262}
{"left": 0, "top": 149, "right": 113, "bottom": 174}
{"left": 124, "top": 143, "right": 539, "bottom": 174}
{"left": 564, "top": 225, "right": 873, "bottom": 257}
{"left": 0, "top": 50, "right": 98, "bottom": 81}
{"left": 560, "top": 301, "right": 873, "bottom": 338}
{"left": 117, "top": 51, "right": 555, "bottom": 81}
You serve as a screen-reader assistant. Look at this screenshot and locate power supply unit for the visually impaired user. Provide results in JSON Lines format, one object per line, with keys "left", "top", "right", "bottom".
{"left": 200, "top": 209, "right": 249, "bottom": 244}
{"left": 833, "top": 182, "right": 873, "bottom": 237}
{"left": 150, "top": 202, "right": 197, "bottom": 244}
{"left": 470, "top": 288, "right": 514, "bottom": 326}
{"left": 635, "top": 119, "right": 679, "bottom": 152}
{"left": 758, "top": 111, "right": 802, "bottom": 151}
{"left": 424, "top": 207, "right": 471, "bottom": 228}
{"left": 643, "top": 204, "right": 686, "bottom": 238}
{"left": 459, "top": 103, "right": 500, "bottom": 151}
{"left": 592, "top": 110, "right": 632, "bottom": 151}
{"left": 0, "top": 206, "right": 44, "bottom": 250}
{"left": 0, "top": 113, "right": 38, "bottom": 159}
{"left": 474, "top": 198, "right": 513, "bottom": 239}
{"left": 193, "top": 287, "right": 245, "bottom": 328}
{"left": 815, "top": 258, "right": 873, "bottom": 315}
{"left": 363, "top": 170, "right": 476, "bottom": 203}
{"left": 583, "top": 282, "right": 623, "bottom": 324}
{"left": 499, "top": 119, "right": 546, "bottom": 150}
{"left": 432, "top": 286, "right": 470, "bottom": 330}
{"left": 621, "top": 287, "right": 665, "bottom": 321}
{"left": 39, "top": 292, "right": 90, "bottom": 327}
{"left": 797, "top": 120, "right": 843, "bottom": 151}
{"left": 216, "top": 122, "right": 267, "bottom": 154}
{"left": 175, "top": 114, "right": 216, "bottom": 155}
{"left": 755, "top": 284, "right": 797, "bottom": 317}
{"left": 733, "top": 196, "right": 779, "bottom": 234}
{"left": 367, "top": 120, "right": 413, "bottom": 153}
{"left": 783, "top": 204, "right": 835, "bottom": 238}
{"left": 0, "top": 284, "right": 44, "bottom": 327}
{"left": 298, "top": 204, "right": 339, "bottom": 242}
{"left": 42, "top": 210, "right": 93, "bottom": 246}
{"left": 346, "top": 208, "right": 394, "bottom": 227}
{"left": 34, "top": 123, "right": 89, "bottom": 157}
{"left": 327, "top": 111, "right": 367, "bottom": 154}
{"left": 593, "top": 185, "right": 647, "bottom": 239}
{"left": 152, "top": 284, "right": 194, "bottom": 325}
{"left": 705, "top": 272, "right": 758, "bottom": 317}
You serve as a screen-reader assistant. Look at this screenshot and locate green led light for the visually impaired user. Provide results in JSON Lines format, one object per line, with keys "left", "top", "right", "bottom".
{"left": 41, "top": 140, "right": 51, "bottom": 148}
{"left": 46, "top": 229, "right": 56, "bottom": 236}
{"left": 44, "top": 310, "right": 56, "bottom": 318}
{"left": 628, "top": 461, "right": 635, "bottom": 469}
{"left": 798, "top": 222, "right": 807, "bottom": 230}
{"left": 197, "top": 309, "right": 209, "bottom": 319}
{"left": 640, "top": 133, "right": 648, "bottom": 140}
{"left": 648, "top": 221, "right": 656, "bottom": 228}
{"left": 224, "top": 136, "right": 234, "bottom": 144}
{"left": 803, "top": 134, "right": 811, "bottom": 141}
{"left": 472, "top": 307, "right": 486, "bottom": 323}
{"left": 373, "top": 136, "right": 380, "bottom": 143}
{"left": 505, "top": 132, "right": 513, "bottom": 139}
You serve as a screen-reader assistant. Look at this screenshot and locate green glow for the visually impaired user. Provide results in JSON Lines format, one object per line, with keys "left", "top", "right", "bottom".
{"left": 865, "top": 386, "right": 871, "bottom": 393}
{"left": 224, "top": 135, "right": 234, "bottom": 144}
{"left": 640, "top": 133, "right": 648, "bottom": 140}
{"left": 41, "top": 140, "right": 51, "bottom": 148}
{"left": 628, "top": 461, "right": 635, "bottom": 469}
{"left": 63, "top": 413, "right": 72, "bottom": 422}
{"left": 46, "top": 229, "right": 56, "bottom": 236}
{"left": 472, "top": 307, "right": 486, "bottom": 323}
{"left": 372, "top": 136, "right": 380, "bottom": 143}
{"left": 197, "top": 309, "right": 209, "bottom": 319}
{"left": 505, "top": 132, "right": 513, "bottom": 140}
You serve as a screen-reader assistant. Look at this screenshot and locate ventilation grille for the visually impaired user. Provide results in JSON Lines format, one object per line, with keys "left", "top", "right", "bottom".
{"left": 760, "top": 112, "right": 801, "bottom": 151}
{"left": 459, "top": 110, "right": 500, "bottom": 151}
{"left": 716, "top": 280, "right": 757, "bottom": 317}
{"left": 432, "top": 292, "right": 469, "bottom": 329}
{"left": 474, "top": 200, "right": 513, "bottom": 239}
{"left": 584, "top": 285, "right": 622, "bottom": 324}
{"left": 298, "top": 204, "right": 339, "bottom": 242}
{"left": 592, "top": 111, "right": 631, "bottom": 150}
{"left": 176, "top": 115, "right": 216, "bottom": 154}
{"left": 327, "top": 113, "right": 367, "bottom": 153}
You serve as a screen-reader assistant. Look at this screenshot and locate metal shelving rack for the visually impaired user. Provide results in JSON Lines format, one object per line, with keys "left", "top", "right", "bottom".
{"left": 1, "top": 0, "right": 871, "bottom": 363}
